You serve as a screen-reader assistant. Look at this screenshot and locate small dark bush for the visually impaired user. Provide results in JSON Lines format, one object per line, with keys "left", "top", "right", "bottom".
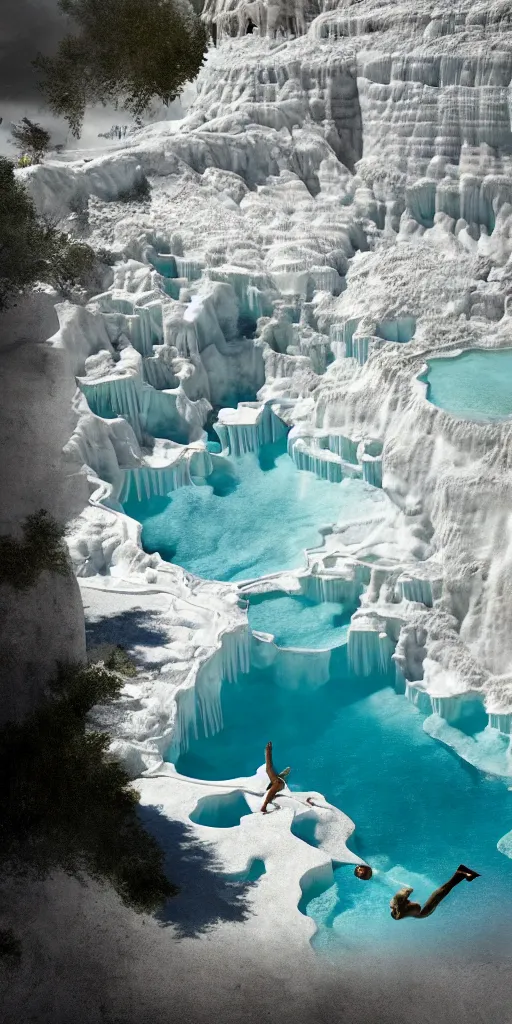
{"left": 0, "top": 662, "right": 177, "bottom": 914}
{"left": 10, "top": 118, "right": 51, "bottom": 163}
{"left": 0, "top": 159, "right": 113, "bottom": 309}
{"left": 117, "top": 175, "right": 152, "bottom": 204}
{"left": 89, "top": 644, "right": 138, "bottom": 678}
{"left": 0, "top": 510, "right": 70, "bottom": 590}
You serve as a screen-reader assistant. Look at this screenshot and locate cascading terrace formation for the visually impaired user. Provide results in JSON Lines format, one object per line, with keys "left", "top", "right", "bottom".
{"left": 21, "top": 0, "right": 512, "bottom": 939}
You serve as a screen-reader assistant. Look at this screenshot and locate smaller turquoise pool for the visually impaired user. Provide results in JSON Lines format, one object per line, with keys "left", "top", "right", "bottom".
{"left": 124, "top": 440, "right": 381, "bottom": 583}
{"left": 173, "top": 646, "right": 512, "bottom": 960}
{"left": 425, "top": 348, "right": 512, "bottom": 421}
{"left": 248, "top": 592, "right": 351, "bottom": 649}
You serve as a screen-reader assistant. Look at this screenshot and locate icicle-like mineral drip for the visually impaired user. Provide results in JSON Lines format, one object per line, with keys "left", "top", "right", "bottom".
{"left": 195, "top": 652, "right": 224, "bottom": 740}
{"left": 393, "top": 658, "right": 407, "bottom": 695}
{"left": 361, "top": 455, "right": 383, "bottom": 488}
{"left": 273, "top": 647, "right": 332, "bottom": 690}
{"left": 397, "top": 576, "right": 440, "bottom": 607}
{"left": 405, "top": 682, "right": 433, "bottom": 715}
{"left": 348, "top": 626, "right": 382, "bottom": 677}
{"left": 303, "top": 571, "right": 367, "bottom": 606}
{"left": 288, "top": 436, "right": 344, "bottom": 481}
{"left": 118, "top": 453, "right": 191, "bottom": 504}
{"left": 174, "top": 684, "right": 199, "bottom": 754}
{"left": 325, "top": 434, "right": 360, "bottom": 464}
{"left": 489, "top": 713, "right": 512, "bottom": 736}
{"left": 222, "top": 627, "right": 251, "bottom": 682}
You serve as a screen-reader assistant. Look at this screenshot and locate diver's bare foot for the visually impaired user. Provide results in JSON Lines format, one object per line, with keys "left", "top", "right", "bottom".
{"left": 457, "top": 863, "right": 480, "bottom": 881}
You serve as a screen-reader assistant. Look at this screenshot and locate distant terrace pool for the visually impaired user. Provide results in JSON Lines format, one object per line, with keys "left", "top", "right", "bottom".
{"left": 424, "top": 348, "right": 512, "bottom": 421}
{"left": 248, "top": 592, "right": 351, "bottom": 649}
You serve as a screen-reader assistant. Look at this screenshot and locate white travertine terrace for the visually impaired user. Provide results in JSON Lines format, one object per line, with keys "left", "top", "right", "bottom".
{"left": 16, "top": 0, "right": 512, "bottom": 929}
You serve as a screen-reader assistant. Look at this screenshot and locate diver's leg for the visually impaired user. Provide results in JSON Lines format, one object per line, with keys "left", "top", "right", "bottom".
{"left": 265, "top": 741, "right": 279, "bottom": 784}
{"left": 457, "top": 864, "right": 480, "bottom": 880}
{"left": 418, "top": 870, "right": 467, "bottom": 918}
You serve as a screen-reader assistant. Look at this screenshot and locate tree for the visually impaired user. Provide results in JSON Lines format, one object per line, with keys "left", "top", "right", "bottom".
{"left": 0, "top": 506, "right": 174, "bottom": 911}
{"left": 0, "top": 515, "right": 176, "bottom": 961}
{"left": 46, "top": 234, "right": 102, "bottom": 294}
{"left": 34, "top": 0, "right": 208, "bottom": 138}
{"left": 10, "top": 117, "right": 52, "bottom": 164}
{"left": 0, "top": 658, "right": 177, "bottom": 920}
{"left": 0, "top": 158, "right": 111, "bottom": 311}
{"left": 0, "top": 157, "right": 55, "bottom": 310}
{"left": 0, "top": 510, "right": 70, "bottom": 590}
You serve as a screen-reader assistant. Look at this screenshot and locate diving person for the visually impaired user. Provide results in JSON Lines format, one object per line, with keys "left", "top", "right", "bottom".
{"left": 390, "top": 864, "right": 480, "bottom": 920}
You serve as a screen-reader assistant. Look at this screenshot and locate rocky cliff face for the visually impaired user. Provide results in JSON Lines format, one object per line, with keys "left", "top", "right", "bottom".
{"left": 0, "top": 293, "right": 87, "bottom": 724}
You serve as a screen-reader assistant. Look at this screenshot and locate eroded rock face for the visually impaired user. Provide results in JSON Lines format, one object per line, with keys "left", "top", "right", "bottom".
{"left": 0, "top": 294, "right": 87, "bottom": 723}
{"left": 0, "top": 574, "right": 86, "bottom": 726}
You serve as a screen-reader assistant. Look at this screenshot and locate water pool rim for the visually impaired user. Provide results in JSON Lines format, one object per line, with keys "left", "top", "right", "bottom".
{"left": 417, "top": 345, "right": 512, "bottom": 424}
{"left": 251, "top": 630, "right": 349, "bottom": 654}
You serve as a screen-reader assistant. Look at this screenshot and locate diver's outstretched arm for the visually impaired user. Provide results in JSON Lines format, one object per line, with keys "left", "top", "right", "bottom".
{"left": 265, "top": 741, "right": 279, "bottom": 783}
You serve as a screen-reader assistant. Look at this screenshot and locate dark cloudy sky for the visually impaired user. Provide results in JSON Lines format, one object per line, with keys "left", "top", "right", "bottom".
{"left": 0, "top": 0, "right": 65, "bottom": 103}
{"left": 0, "top": 0, "right": 190, "bottom": 154}
{"left": 0, "top": 0, "right": 99, "bottom": 152}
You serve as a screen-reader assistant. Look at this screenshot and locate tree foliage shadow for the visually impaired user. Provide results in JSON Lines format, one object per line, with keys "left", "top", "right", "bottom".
{"left": 138, "top": 804, "right": 261, "bottom": 939}
{"left": 85, "top": 609, "right": 169, "bottom": 664}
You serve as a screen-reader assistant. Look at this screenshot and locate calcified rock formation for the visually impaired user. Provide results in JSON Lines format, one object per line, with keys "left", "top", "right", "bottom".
{"left": 17, "top": 0, "right": 512, "bottom": 788}
{"left": 201, "top": 0, "right": 315, "bottom": 40}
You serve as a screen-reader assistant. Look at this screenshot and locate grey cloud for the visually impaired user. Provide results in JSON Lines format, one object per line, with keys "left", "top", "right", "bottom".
{"left": 0, "top": 0, "right": 66, "bottom": 103}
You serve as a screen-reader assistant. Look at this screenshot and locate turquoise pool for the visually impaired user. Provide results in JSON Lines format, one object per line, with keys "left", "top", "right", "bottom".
{"left": 174, "top": 646, "right": 512, "bottom": 958}
{"left": 425, "top": 348, "right": 512, "bottom": 421}
{"left": 248, "top": 592, "right": 351, "bottom": 649}
{"left": 124, "top": 440, "right": 382, "bottom": 583}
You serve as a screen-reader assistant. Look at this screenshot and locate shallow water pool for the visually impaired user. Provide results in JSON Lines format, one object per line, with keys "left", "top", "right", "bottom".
{"left": 124, "top": 440, "right": 381, "bottom": 583}
{"left": 174, "top": 647, "right": 512, "bottom": 958}
{"left": 425, "top": 348, "right": 512, "bottom": 421}
{"left": 248, "top": 592, "right": 351, "bottom": 649}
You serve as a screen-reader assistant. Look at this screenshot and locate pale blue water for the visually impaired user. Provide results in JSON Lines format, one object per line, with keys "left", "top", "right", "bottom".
{"left": 124, "top": 440, "right": 379, "bottom": 583}
{"left": 248, "top": 592, "right": 351, "bottom": 649}
{"left": 126, "top": 433, "right": 511, "bottom": 957}
{"left": 174, "top": 647, "right": 512, "bottom": 958}
{"left": 189, "top": 791, "right": 253, "bottom": 828}
{"left": 425, "top": 348, "right": 512, "bottom": 421}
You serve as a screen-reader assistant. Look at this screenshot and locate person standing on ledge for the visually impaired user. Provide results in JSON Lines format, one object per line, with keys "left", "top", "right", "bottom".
{"left": 261, "top": 741, "right": 291, "bottom": 813}
{"left": 390, "top": 864, "right": 480, "bottom": 920}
